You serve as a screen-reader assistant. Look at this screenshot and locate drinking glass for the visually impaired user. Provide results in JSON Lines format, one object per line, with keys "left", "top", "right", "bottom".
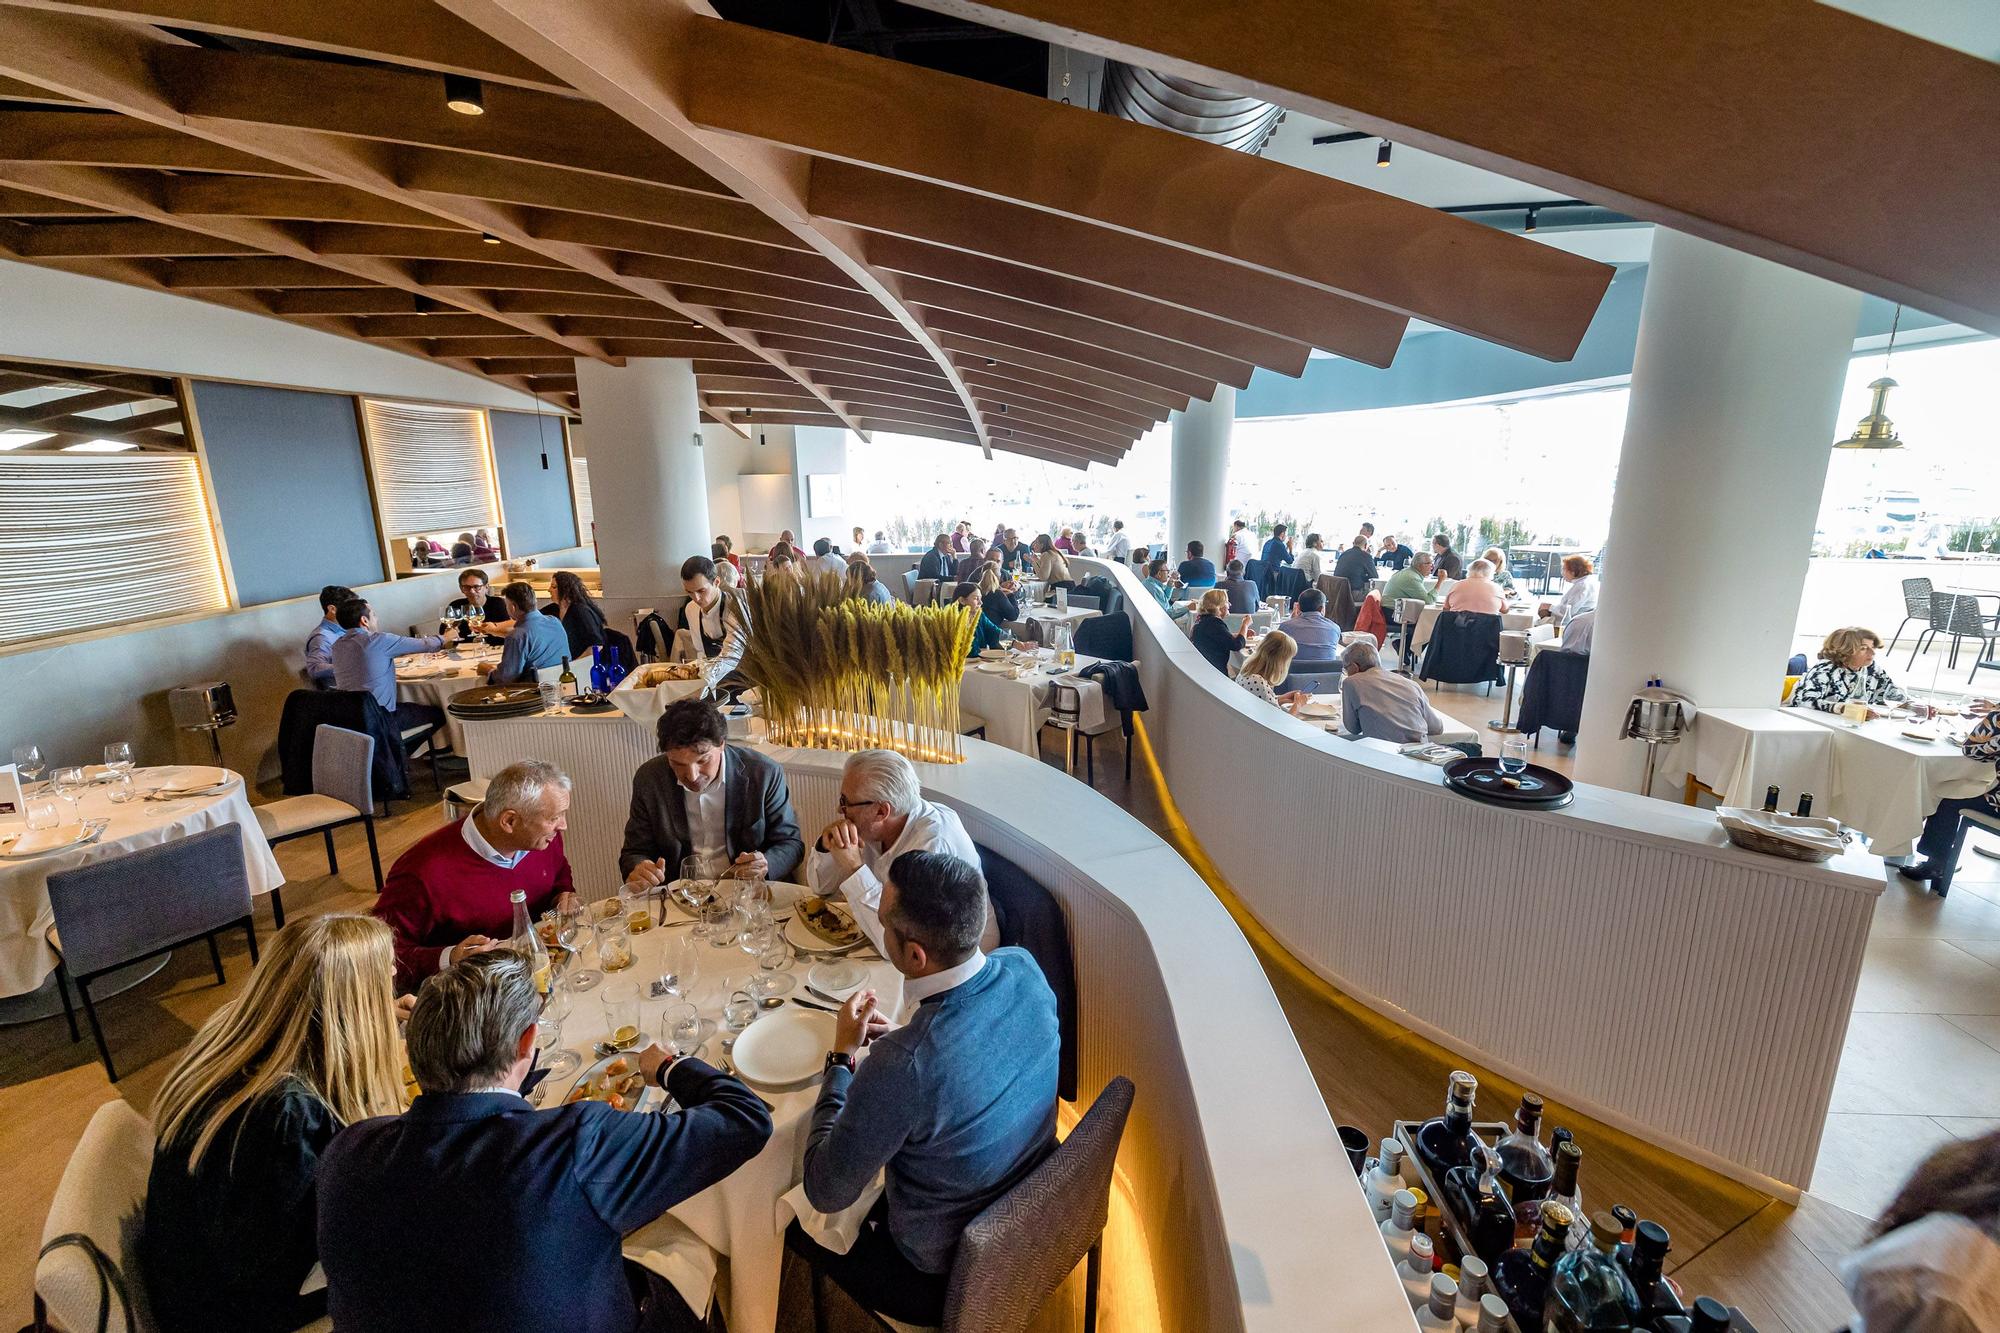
{"left": 595, "top": 916, "right": 634, "bottom": 975}
{"left": 103, "top": 741, "right": 133, "bottom": 776}
{"left": 11, "top": 743, "right": 44, "bottom": 793}
{"left": 747, "top": 924, "right": 796, "bottom": 1000}
{"left": 103, "top": 772, "right": 134, "bottom": 805}
{"left": 25, "top": 799, "right": 58, "bottom": 832}
{"left": 665, "top": 1001, "right": 704, "bottom": 1061}
{"left": 677, "top": 856, "right": 719, "bottom": 924}
{"left": 621, "top": 880, "right": 658, "bottom": 935}
{"left": 559, "top": 903, "right": 601, "bottom": 991}
{"left": 543, "top": 972, "right": 574, "bottom": 1024}
{"left": 535, "top": 1014, "right": 579, "bottom": 1079}
{"left": 659, "top": 933, "right": 701, "bottom": 998}
{"left": 1500, "top": 737, "right": 1530, "bottom": 776}
{"left": 51, "top": 767, "right": 85, "bottom": 824}
{"left": 603, "top": 981, "right": 643, "bottom": 1049}
{"left": 723, "top": 984, "right": 758, "bottom": 1033}
{"left": 727, "top": 872, "right": 773, "bottom": 922}
{"left": 701, "top": 900, "right": 748, "bottom": 949}
{"left": 537, "top": 681, "right": 562, "bottom": 714}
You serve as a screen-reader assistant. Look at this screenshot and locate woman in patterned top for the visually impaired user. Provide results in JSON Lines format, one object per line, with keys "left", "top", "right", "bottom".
{"left": 1786, "top": 626, "right": 1908, "bottom": 715}
{"left": 1235, "top": 629, "right": 1311, "bottom": 714}
{"left": 1900, "top": 701, "right": 2000, "bottom": 886}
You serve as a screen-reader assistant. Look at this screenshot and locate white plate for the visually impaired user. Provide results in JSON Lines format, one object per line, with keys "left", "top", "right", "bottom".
{"left": 1902, "top": 728, "right": 1942, "bottom": 743}
{"left": 1296, "top": 702, "right": 1339, "bottom": 720}
{"left": 977, "top": 648, "right": 1009, "bottom": 660}
{"left": 806, "top": 959, "right": 868, "bottom": 1003}
{"left": 785, "top": 909, "right": 864, "bottom": 956}
{"left": 0, "top": 824, "right": 97, "bottom": 859}
{"left": 975, "top": 662, "right": 1013, "bottom": 674}
{"left": 560, "top": 1051, "right": 662, "bottom": 1113}
{"left": 148, "top": 765, "right": 230, "bottom": 793}
{"left": 730, "top": 1007, "right": 835, "bottom": 1090}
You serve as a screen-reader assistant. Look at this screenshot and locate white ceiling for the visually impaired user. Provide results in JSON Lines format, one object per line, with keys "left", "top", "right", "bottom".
{"left": 1820, "top": 0, "right": 2000, "bottom": 61}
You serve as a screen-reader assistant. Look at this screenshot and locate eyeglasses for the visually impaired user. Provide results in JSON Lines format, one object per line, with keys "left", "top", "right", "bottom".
{"left": 836, "top": 795, "right": 881, "bottom": 814}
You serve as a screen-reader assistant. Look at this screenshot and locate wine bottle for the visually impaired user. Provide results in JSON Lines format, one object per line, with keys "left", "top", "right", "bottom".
{"left": 1688, "top": 1295, "right": 1732, "bottom": 1333}
{"left": 1761, "top": 785, "right": 1780, "bottom": 812}
{"left": 1544, "top": 1211, "right": 1640, "bottom": 1333}
{"left": 1497, "top": 1092, "right": 1557, "bottom": 1206}
{"left": 1517, "top": 1137, "right": 1581, "bottom": 1245}
{"left": 1491, "top": 1201, "right": 1574, "bottom": 1333}
{"left": 1620, "top": 1220, "right": 1677, "bottom": 1320}
{"left": 1416, "top": 1070, "right": 1486, "bottom": 1185}
{"left": 510, "top": 888, "right": 551, "bottom": 997}
{"left": 558, "top": 660, "right": 577, "bottom": 697}
{"left": 1795, "top": 793, "right": 1814, "bottom": 817}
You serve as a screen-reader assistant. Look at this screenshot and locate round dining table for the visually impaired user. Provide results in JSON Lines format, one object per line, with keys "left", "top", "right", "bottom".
{"left": 395, "top": 643, "right": 506, "bottom": 752}
{"left": 0, "top": 766, "right": 284, "bottom": 1015}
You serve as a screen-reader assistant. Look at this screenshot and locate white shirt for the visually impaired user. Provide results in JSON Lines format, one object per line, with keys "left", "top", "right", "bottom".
{"left": 1105, "top": 531, "right": 1131, "bottom": 561}
{"left": 1561, "top": 609, "right": 1596, "bottom": 654}
{"left": 684, "top": 592, "right": 724, "bottom": 644}
{"left": 806, "top": 798, "right": 979, "bottom": 956}
{"left": 681, "top": 749, "right": 729, "bottom": 872}
{"left": 1296, "top": 548, "right": 1323, "bottom": 583}
{"left": 1553, "top": 574, "right": 1599, "bottom": 627}
{"left": 461, "top": 809, "right": 527, "bottom": 870}
{"left": 813, "top": 553, "right": 848, "bottom": 576}
{"left": 902, "top": 949, "right": 987, "bottom": 1008}
{"left": 867, "top": 540, "right": 893, "bottom": 554}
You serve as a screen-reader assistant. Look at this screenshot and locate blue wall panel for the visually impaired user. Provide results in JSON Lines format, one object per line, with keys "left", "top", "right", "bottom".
{"left": 490, "top": 409, "right": 576, "bottom": 556}
{"left": 190, "top": 381, "right": 383, "bottom": 606}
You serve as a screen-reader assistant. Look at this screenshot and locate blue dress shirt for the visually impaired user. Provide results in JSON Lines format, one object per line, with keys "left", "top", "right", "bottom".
{"left": 491, "top": 611, "right": 571, "bottom": 684}
{"left": 332, "top": 627, "right": 443, "bottom": 711}
{"left": 304, "top": 618, "right": 346, "bottom": 685}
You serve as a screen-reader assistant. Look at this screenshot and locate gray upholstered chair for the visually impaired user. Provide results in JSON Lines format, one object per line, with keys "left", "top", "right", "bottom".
{"left": 810, "top": 1075, "right": 1136, "bottom": 1333}
{"left": 46, "top": 824, "right": 258, "bottom": 1082}
{"left": 253, "top": 724, "right": 384, "bottom": 908}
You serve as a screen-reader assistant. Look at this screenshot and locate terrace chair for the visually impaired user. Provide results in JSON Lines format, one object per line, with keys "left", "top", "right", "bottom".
{"left": 1065, "top": 594, "right": 1101, "bottom": 611}
{"left": 977, "top": 845, "right": 1081, "bottom": 1100}
{"left": 1269, "top": 566, "right": 1309, "bottom": 604}
{"left": 1924, "top": 806, "right": 2000, "bottom": 900}
{"left": 900, "top": 568, "right": 921, "bottom": 603}
{"left": 46, "top": 825, "right": 258, "bottom": 1082}
{"left": 1517, "top": 649, "right": 1591, "bottom": 746}
{"left": 1317, "top": 574, "right": 1359, "bottom": 632}
{"left": 803, "top": 1076, "right": 1136, "bottom": 1333}
{"left": 1243, "top": 558, "right": 1266, "bottom": 595}
{"left": 1909, "top": 592, "right": 1995, "bottom": 671}
{"left": 1072, "top": 613, "right": 1133, "bottom": 663}
{"left": 1278, "top": 659, "right": 1343, "bottom": 696}
{"left": 253, "top": 725, "right": 384, "bottom": 907}
{"left": 1887, "top": 577, "right": 1934, "bottom": 653}
{"left": 1038, "top": 682, "right": 1120, "bottom": 786}
{"left": 1973, "top": 656, "right": 2000, "bottom": 690}
{"left": 278, "top": 688, "right": 413, "bottom": 802}
{"left": 1419, "top": 611, "right": 1505, "bottom": 695}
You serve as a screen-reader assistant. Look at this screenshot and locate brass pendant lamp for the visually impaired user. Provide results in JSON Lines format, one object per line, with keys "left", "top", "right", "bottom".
{"left": 1834, "top": 304, "right": 1907, "bottom": 450}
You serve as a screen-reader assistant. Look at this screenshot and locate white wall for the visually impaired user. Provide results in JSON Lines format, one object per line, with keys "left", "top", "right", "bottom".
{"left": 791, "top": 425, "right": 851, "bottom": 550}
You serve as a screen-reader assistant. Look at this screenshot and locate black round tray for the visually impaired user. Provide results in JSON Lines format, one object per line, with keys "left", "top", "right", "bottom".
{"left": 1442, "top": 757, "right": 1575, "bottom": 810}
{"left": 447, "top": 683, "right": 546, "bottom": 718}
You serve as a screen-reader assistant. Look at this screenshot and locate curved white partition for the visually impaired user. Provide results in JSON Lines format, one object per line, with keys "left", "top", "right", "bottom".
{"left": 1081, "top": 557, "right": 1883, "bottom": 1195}
{"left": 460, "top": 711, "right": 1417, "bottom": 1331}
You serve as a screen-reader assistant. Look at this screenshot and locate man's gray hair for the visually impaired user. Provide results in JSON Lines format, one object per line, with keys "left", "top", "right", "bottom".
{"left": 844, "top": 748, "right": 922, "bottom": 816}
{"left": 1343, "top": 640, "right": 1380, "bottom": 673}
{"left": 484, "top": 759, "right": 570, "bottom": 817}
{"left": 405, "top": 950, "right": 540, "bottom": 1094}
{"left": 1413, "top": 552, "right": 1433, "bottom": 570}
{"left": 1469, "top": 558, "right": 1494, "bottom": 578}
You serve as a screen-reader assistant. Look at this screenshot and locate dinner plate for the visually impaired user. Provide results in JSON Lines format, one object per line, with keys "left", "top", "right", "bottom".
{"left": 975, "top": 662, "right": 1013, "bottom": 674}
{"left": 147, "top": 765, "right": 232, "bottom": 795}
{"left": 785, "top": 910, "right": 864, "bottom": 956}
{"left": 977, "top": 648, "right": 1009, "bottom": 660}
{"left": 729, "top": 1008, "right": 836, "bottom": 1090}
{"left": 806, "top": 959, "right": 868, "bottom": 1003}
{"left": 0, "top": 823, "right": 101, "bottom": 858}
{"left": 1901, "top": 728, "right": 1942, "bottom": 743}
{"left": 1296, "top": 701, "right": 1339, "bottom": 720}
{"left": 562, "top": 1051, "right": 663, "bottom": 1113}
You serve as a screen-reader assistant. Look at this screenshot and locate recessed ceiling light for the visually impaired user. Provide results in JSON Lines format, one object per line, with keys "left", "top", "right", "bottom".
{"left": 63, "top": 438, "right": 136, "bottom": 453}
{"left": 444, "top": 74, "right": 485, "bottom": 116}
{"left": 1376, "top": 139, "right": 1392, "bottom": 167}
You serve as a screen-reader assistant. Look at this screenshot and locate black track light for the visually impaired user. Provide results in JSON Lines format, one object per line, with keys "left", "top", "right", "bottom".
{"left": 444, "top": 74, "right": 485, "bottom": 116}
{"left": 1376, "top": 139, "right": 1392, "bottom": 167}
{"left": 480, "top": 231, "right": 500, "bottom": 245}
{"left": 1525, "top": 207, "right": 1540, "bottom": 233}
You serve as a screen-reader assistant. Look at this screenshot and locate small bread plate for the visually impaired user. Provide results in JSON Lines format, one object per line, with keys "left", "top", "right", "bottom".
{"left": 563, "top": 1051, "right": 664, "bottom": 1113}
{"left": 0, "top": 822, "right": 106, "bottom": 859}
{"left": 805, "top": 959, "right": 869, "bottom": 1005}
{"left": 729, "top": 1007, "right": 836, "bottom": 1092}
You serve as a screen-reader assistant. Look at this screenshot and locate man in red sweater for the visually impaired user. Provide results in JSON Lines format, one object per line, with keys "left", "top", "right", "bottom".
{"left": 376, "top": 759, "right": 578, "bottom": 988}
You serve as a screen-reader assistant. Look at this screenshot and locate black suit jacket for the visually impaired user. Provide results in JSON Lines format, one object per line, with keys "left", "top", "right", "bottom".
{"left": 620, "top": 743, "right": 805, "bottom": 880}
{"left": 917, "top": 548, "right": 954, "bottom": 581}
{"left": 317, "top": 1062, "right": 770, "bottom": 1333}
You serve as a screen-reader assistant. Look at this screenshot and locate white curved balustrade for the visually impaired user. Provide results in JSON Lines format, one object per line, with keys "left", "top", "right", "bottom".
{"left": 461, "top": 711, "right": 1416, "bottom": 1331}
{"left": 1082, "top": 557, "right": 1883, "bottom": 1195}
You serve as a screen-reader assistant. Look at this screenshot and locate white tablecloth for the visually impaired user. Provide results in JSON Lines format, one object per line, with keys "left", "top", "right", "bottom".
{"left": 1297, "top": 695, "right": 1480, "bottom": 747}
{"left": 0, "top": 769, "right": 285, "bottom": 997}
{"left": 396, "top": 646, "right": 504, "bottom": 751}
{"left": 1691, "top": 706, "right": 1991, "bottom": 857}
{"left": 1013, "top": 604, "right": 1100, "bottom": 637}
{"left": 549, "top": 911, "right": 901, "bottom": 1333}
{"left": 611, "top": 671, "right": 710, "bottom": 731}
{"left": 958, "top": 651, "right": 1109, "bottom": 755}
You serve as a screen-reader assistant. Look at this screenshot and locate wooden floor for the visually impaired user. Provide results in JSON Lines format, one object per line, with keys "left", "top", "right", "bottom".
{"left": 0, "top": 715, "right": 1870, "bottom": 1332}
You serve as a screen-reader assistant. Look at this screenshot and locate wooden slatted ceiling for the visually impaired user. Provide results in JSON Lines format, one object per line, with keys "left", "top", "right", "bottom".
{"left": 0, "top": 2, "right": 1630, "bottom": 466}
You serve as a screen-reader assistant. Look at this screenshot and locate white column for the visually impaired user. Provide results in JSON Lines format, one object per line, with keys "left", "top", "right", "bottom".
{"left": 1575, "top": 231, "right": 1861, "bottom": 794}
{"left": 573, "top": 357, "right": 709, "bottom": 623}
{"left": 1170, "top": 385, "right": 1233, "bottom": 567}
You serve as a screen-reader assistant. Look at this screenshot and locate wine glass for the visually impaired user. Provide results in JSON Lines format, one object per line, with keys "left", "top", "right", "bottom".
{"left": 746, "top": 923, "right": 796, "bottom": 999}
{"left": 535, "top": 1014, "right": 578, "bottom": 1079}
{"left": 701, "top": 900, "right": 747, "bottom": 950}
{"left": 1500, "top": 736, "right": 1529, "bottom": 776}
{"left": 659, "top": 933, "right": 701, "bottom": 998}
{"left": 50, "top": 767, "right": 85, "bottom": 824}
{"left": 103, "top": 741, "right": 133, "bottom": 777}
{"left": 12, "top": 743, "right": 44, "bottom": 793}
{"left": 558, "top": 902, "right": 600, "bottom": 991}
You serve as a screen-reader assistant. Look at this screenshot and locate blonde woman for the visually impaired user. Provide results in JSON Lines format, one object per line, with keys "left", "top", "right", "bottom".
{"left": 1236, "top": 628, "right": 1312, "bottom": 712}
{"left": 1190, "top": 587, "right": 1248, "bottom": 675}
{"left": 143, "top": 916, "right": 404, "bottom": 1333}
{"left": 1480, "top": 546, "right": 1516, "bottom": 593}
{"left": 1788, "top": 626, "right": 1908, "bottom": 716}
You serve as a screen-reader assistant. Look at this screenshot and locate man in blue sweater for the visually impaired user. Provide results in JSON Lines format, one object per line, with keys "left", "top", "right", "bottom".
{"left": 790, "top": 850, "right": 1058, "bottom": 1325}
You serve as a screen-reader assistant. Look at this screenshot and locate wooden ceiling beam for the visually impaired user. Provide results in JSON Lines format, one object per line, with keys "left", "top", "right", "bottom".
{"left": 161, "top": 255, "right": 367, "bottom": 288}
{"left": 612, "top": 250, "right": 860, "bottom": 299}
{"left": 811, "top": 165, "right": 1404, "bottom": 365}
{"left": 485, "top": 291, "right": 660, "bottom": 318}
{"left": 752, "top": 335, "right": 942, "bottom": 381}
{"left": 720, "top": 409, "right": 842, "bottom": 428}
{"left": 959, "top": 369, "right": 1160, "bottom": 433}
{"left": 814, "top": 377, "right": 964, "bottom": 411}
{"left": 272, "top": 287, "right": 420, "bottom": 315}
{"left": 940, "top": 331, "right": 1188, "bottom": 412}
{"left": 700, "top": 391, "right": 835, "bottom": 412}
{"left": 532, "top": 214, "right": 842, "bottom": 287}
{"left": 308, "top": 222, "right": 568, "bottom": 268}
{"left": 165, "top": 175, "right": 461, "bottom": 228}
{"left": 682, "top": 13, "right": 1610, "bottom": 361}
{"left": 14, "top": 387, "right": 136, "bottom": 420}
{"left": 519, "top": 202, "right": 800, "bottom": 254}
{"left": 918, "top": 0, "right": 2000, "bottom": 339}
{"left": 927, "top": 308, "right": 1216, "bottom": 398}
{"left": 416, "top": 261, "right": 624, "bottom": 295}
{"left": 666, "top": 283, "right": 898, "bottom": 330}
{"left": 0, "top": 402, "right": 181, "bottom": 446}
{"left": 14, "top": 218, "right": 263, "bottom": 257}
{"left": 470, "top": 356, "right": 574, "bottom": 375}
{"left": 395, "top": 148, "right": 733, "bottom": 217}
{"left": 712, "top": 311, "right": 922, "bottom": 360}
{"left": 778, "top": 352, "right": 950, "bottom": 392}
{"left": 691, "top": 358, "right": 786, "bottom": 381}
{"left": 0, "top": 185, "right": 108, "bottom": 216}
{"left": 426, "top": 336, "right": 578, "bottom": 358}
{"left": 352, "top": 313, "right": 527, "bottom": 339}
{"left": 972, "top": 399, "right": 1132, "bottom": 451}
{"left": 598, "top": 337, "right": 746, "bottom": 359}
{"left": 695, "top": 375, "right": 822, "bottom": 398}
{"left": 0, "top": 109, "right": 307, "bottom": 175}
{"left": 0, "top": 73, "right": 76, "bottom": 104}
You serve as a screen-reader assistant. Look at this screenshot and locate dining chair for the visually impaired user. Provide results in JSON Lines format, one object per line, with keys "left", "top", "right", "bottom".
{"left": 45, "top": 824, "right": 258, "bottom": 1082}
{"left": 1887, "top": 577, "right": 1934, "bottom": 653}
{"left": 32, "top": 1099, "right": 153, "bottom": 1333}
{"left": 1909, "top": 593, "right": 1994, "bottom": 670}
{"left": 1973, "top": 657, "right": 2000, "bottom": 690}
{"left": 253, "top": 725, "right": 384, "bottom": 906}
{"left": 805, "top": 1076, "right": 1135, "bottom": 1333}
{"left": 1037, "top": 683, "right": 1119, "bottom": 787}
{"left": 1925, "top": 806, "right": 2000, "bottom": 900}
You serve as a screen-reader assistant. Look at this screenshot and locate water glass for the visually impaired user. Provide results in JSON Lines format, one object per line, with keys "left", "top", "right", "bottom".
{"left": 11, "top": 743, "right": 43, "bottom": 792}
{"left": 595, "top": 916, "right": 634, "bottom": 974}
{"left": 537, "top": 681, "right": 562, "bottom": 714}
{"left": 727, "top": 873, "right": 773, "bottom": 921}
{"left": 665, "top": 1001, "right": 704, "bottom": 1060}
{"left": 103, "top": 741, "right": 133, "bottom": 775}
{"left": 539, "top": 1015, "right": 579, "bottom": 1079}
{"left": 723, "top": 986, "right": 758, "bottom": 1033}
{"left": 747, "top": 926, "right": 796, "bottom": 1000}
{"left": 1500, "top": 737, "right": 1530, "bottom": 775}
{"left": 25, "top": 799, "right": 57, "bottom": 832}
{"left": 621, "top": 880, "right": 658, "bottom": 935}
{"left": 559, "top": 905, "right": 601, "bottom": 991}
{"left": 603, "top": 981, "right": 643, "bottom": 1049}
{"left": 701, "top": 900, "right": 748, "bottom": 949}
{"left": 50, "top": 767, "right": 85, "bottom": 822}
{"left": 103, "top": 772, "right": 134, "bottom": 805}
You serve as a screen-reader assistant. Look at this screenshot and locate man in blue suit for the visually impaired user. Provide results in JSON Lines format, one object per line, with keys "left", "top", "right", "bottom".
{"left": 317, "top": 950, "right": 771, "bottom": 1333}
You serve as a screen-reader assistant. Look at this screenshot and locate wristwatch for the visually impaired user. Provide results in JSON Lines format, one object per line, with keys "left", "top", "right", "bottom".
{"left": 824, "top": 1051, "right": 855, "bottom": 1075}
{"left": 653, "top": 1052, "right": 679, "bottom": 1090}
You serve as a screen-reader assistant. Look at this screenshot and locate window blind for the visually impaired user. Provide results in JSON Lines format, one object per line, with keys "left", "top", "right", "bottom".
{"left": 571, "top": 457, "right": 593, "bottom": 537}
{"left": 0, "top": 454, "right": 226, "bottom": 646}
{"left": 360, "top": 399, "right": 499, "bottom": 538}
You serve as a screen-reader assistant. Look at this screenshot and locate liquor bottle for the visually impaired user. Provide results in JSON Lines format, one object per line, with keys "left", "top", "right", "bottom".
{"left": 1491, "top": 1201, "right": 1574, "bottom": 1333}
{"left": 1496, "top": 1092, "right": 1557, "bottom": 1207}
{"left": 588, "top": 645, "right": 606, "bottom": 693}
{"left": 1547, "top": 1140, "right": 1588, "bottom": 1250}
{"left": 1399, "top": 1233, "right": 1437, "bottom": 1308}
{"left": 1795, "top": 793, "right": 1814, "bottom": 817}
{"left": 1517, "top": 1137, "right": 1581, "bottom": 1245}
{"left": 1620, "top": 1220, "right": 1676, "bottom": 1319}
{"left": 558, "top": 659, "right": 578, "bottom": 697}
{"left": 1382, "top": 1188, "right": 1422, "bottom": 1268}
{"left": 510, "top": 888, "right": 551, "bottom": 997}
{"left": 1687, "top": 1296, "right": 1732, "bottom": 1332}
{"left": 1366, "top": 1139, "right": 1409, "bottom": 1224}
{"left": 1443, "top": 1146, "right": 1516, "bottom": 1265}
{"left": 1611, "top": 1206, "right": 1636, "bottom": 1250}
{"left": 1416, "top": 1071, "right": 1486, "bottom": 1185}
{"left": 1477, "top": 1294, "right": 1510, "bottom": 1333}
{"left": 1761, "top": 785, "right": 1780, "bottom": 812}
{"left": 1417, "top": 1273, "right": 1460, "bottom": 1330}
{"left": 1544, "top": 1211, "right": 1640, "bottom": 1332}
{"left": 1453, "top": 1256, "right": 1490, "bottom": 1329}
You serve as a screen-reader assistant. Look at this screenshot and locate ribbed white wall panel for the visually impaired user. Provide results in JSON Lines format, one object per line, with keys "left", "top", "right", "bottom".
{"left": 459, "top": 711, "right": 1417, "bottom": 1331}
{"left": 1087, "top": 558, "right": 1882, "bottom": 1193}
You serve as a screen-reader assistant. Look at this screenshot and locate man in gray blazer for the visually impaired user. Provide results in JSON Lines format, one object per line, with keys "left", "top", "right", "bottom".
{"left": 621, "top": 698, "right": 806, "bottom": 889}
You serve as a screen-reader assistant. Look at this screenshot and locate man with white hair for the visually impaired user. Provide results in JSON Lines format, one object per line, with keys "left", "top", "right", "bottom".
{"left": 807, "top": 749, "right": 991, "bottom": 956}
{"left": 375, "top": 759, "right": 577, "bottom": 988}
{"left": 1338, "top": 641, "right": 1451, "bottom": 744}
